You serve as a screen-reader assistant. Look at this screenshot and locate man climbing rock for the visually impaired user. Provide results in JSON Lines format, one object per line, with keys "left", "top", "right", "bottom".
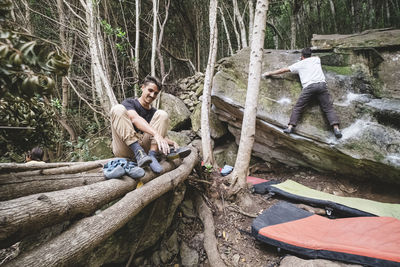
{"left": 262, "top": 47, "right": 342, "bottom": 138}
{"left": 110, "top": 76, "right": 191, "bottom": 174}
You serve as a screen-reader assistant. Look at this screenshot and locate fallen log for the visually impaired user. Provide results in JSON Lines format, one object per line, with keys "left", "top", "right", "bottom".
{"left": 0, "top": 159, "right": 110, "bottom": 179}
{"left": 0, "top": 173, "right": 105, "bottom": 201}
{"left": 0, "top": 160, "right": 177, "bottom": 201}
{"left": 4, "top": 147, "right": 197, "bottom": 266}
{"left": 0, "top": 162, "right": 81, "bottom": 173}
{"left": 194, "top": 191, "right": 227, "bottom": 267}
{"left": 0, "top": 160, "right": 179, "bottom": 249}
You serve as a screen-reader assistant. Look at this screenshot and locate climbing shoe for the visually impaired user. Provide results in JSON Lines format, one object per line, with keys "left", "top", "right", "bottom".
{"left": 283, "top": 127, "right": 293, "bottom": 134}
{"left": 124, "top": 161, "right": 145, "bottom": 179}
{"left": 103, "top": 158, "right": 128, "bottom": 179}
{"left": 166, "top": 147, "right": 192, "bottom": 161}
{"left": 334, "top": 128, "right": 342, "bottom": 139}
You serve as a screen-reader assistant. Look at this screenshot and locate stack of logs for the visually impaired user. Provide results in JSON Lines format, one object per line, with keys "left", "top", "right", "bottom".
{"left": 0, "top": 148, "right": 197, "bottom": 266}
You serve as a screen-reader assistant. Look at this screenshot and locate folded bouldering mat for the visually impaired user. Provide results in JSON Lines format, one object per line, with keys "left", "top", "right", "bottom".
{"left": 252, "top": 201, "right": 400, "bottom": 267}
{"left": 246, "top": 176, "right": 270, "bottom": 185}
{"left": 252, "top": 179, "right": 400, "bottom": 219}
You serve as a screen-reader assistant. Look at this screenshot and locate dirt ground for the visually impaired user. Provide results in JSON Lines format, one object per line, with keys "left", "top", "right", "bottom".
{"left": 180, "top": 162, "right": 400, "bottom": 267}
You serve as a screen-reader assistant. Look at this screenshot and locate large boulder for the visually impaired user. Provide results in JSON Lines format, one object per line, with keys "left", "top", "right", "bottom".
{"left": 212, "top": 29, "right": 400, "bottom": 184}
{"left": 160, "top": 92, "right": 191, "bottom": 131}
{"left": 190, "top": 103, "right": 228, "bottom": 139}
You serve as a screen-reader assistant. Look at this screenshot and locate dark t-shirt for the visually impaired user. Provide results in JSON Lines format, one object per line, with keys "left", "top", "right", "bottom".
{"left": 121, "top": 98, "right": 156, "bottom": 132}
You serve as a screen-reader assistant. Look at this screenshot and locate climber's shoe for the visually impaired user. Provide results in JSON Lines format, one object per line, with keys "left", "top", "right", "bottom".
{"left": 166, "top": 147, "right": 192, "bottom": 161}
{"left": 124, "top": 161, "right": 145, "bottom": 179}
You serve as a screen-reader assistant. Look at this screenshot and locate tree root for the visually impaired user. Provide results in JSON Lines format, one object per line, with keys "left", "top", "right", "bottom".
{"left": 227, "top": 204, "right": 257, "bottom": 218}
{"left": 194, "top": 191, "right": 227, "bottom": 267}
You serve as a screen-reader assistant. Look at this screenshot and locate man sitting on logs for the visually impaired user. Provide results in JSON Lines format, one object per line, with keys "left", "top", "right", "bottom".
{"left": 110, "top": 76, "right": 191, "bottom": 174}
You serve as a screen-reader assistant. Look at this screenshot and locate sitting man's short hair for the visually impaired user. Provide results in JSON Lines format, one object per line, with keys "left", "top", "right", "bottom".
{"left": 301, "top": 47, "right": 312, "bottom": 58}
{"left": 143, "top": 76, "right": 162, "bottom": 91}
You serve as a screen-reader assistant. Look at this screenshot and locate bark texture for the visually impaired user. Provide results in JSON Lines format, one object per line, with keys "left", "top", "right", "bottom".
{"left": 0, "top": 160, "right": 179, "bottom": 248}
{"left": 4, "top": 147, "right": 197, "bottom": 267}
{"left": 229, "top": 0, "right": 269, "bottom": 193}
{"left": 201, "top": 0, "right": 218, "bottom": 166}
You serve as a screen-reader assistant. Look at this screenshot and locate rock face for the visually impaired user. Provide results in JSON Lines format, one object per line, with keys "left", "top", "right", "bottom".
{"left": 160, "top": 92, "right": 191, "bottom": 130}
{"left": 212, "top": 29, "right": 400, "bottom": 183}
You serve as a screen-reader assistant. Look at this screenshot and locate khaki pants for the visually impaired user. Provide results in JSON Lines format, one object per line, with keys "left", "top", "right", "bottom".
{"left": 110, "top": 104, "right": 169, "bottom": 158}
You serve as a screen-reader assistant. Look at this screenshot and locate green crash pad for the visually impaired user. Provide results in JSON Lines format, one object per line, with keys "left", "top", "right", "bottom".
{"left": 270, "top": 180, "right": 400, "bottom": 219}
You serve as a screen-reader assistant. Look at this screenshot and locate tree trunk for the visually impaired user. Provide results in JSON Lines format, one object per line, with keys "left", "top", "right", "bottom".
{"left": 290, "top": 0, "right": 302, "bottom": 49}
{"left": 157, "top": 0, "right": 171, "bottom": 81}
{"left": 4, "top": 148, "right": 197, "bottom": 267}
{"left": 316, "top": 0, "right": 324, "bottom": 33}
{"left": 85, "top": 0, "right": 117, "bottom": 113}
{"left": 328, "top": 0, "right": 337, "bottom": 33}
{"left": 151, "top": 0, "right": 158, "bottom": 77}
{"left": 21, "top": 0, "right": 32, "bottom": 34}
{"left": 219, "top": 7, "right": 234, "bottom": 56}
{"left": 248, "top": 0, "right": 255, "bottom": 47}
{"left": 231, "top": 7, "right": 241, "bottom": 51}
{"left": 229, "top": 0, "right": 269, "bottom": 195}
{"left": 233, "top": 0, "right": 248, "bottom": 48}
{"left": 201, "top": 0, "right": 218, "bottom": 167}
{"left": 135, "top": 0, "right": 140, "bottom": 95}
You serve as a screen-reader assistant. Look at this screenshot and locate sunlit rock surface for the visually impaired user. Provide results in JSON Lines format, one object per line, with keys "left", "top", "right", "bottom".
{"left": 212, "top": 29, "right": 400, "bottom": 183}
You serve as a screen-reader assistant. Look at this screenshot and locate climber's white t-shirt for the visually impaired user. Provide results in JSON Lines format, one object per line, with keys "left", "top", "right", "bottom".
{"left": 288, "top": 56, "right": 325, "bottom": 89}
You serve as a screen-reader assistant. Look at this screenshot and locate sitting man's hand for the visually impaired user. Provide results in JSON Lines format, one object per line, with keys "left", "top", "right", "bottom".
{"left": 154, "top": 133, "right": 170, "bottom": 155}
{"left": 171, "top": 141, "right": 179, "bottom": 150}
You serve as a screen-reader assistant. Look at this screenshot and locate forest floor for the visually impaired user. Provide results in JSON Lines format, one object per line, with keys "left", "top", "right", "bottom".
{"left": 178, "top": 162, "right": 400, "bottom": 267}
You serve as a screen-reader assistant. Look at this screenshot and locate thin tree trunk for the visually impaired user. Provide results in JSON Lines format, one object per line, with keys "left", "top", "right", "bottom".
{"left": 368, "top": 0, "right": 374, "bottom": 28}
{"left": 84, "top": 0, "right": 117, "bottom": 113}
{"left": 328, "top": 0, "right": 338, "bottom": 33}
{"left": 157, "top": 0, "right": 171, "bottom": 81}
{"left": 385, "top": 0, "right": 390, "bottom": 25}
{"left": 49, "top": 0, "right": 77, "bottom": 141}
{"left": 151, "top": 0, "right": 158, "bottom": 77}
{"left": 135, "top": 0, "right": 140, "bottom": 95}
{"left": 229, "top": 0, "right": 269, "bottom": 195}
{"left": 5, "top": 149, "right": 197, "bottom": 267}
{"left": 233, "top": 0, "right": 248, "bottom": 48}
{"left": 219, "top": 7, "right": 234, "bottom": 56}
{"left": 316, "top": 0, "right": 324, "bottom": 33}
{"left": 201, "top": 0, "right": 218, "bottom": 167}
{"left": 227, "top": 3, "right": 241, "bottom": 51}
{"left": 21, "top": 0, "right": 32, "bottom": 34}
{"left": 290, "top": 0, "right": 302, "bottom": 49}
{"left": 196, "top": 13, "right": 201, "bottom": 72}
{"left": 248, "top": 0, "right": 255, "bottom": 47}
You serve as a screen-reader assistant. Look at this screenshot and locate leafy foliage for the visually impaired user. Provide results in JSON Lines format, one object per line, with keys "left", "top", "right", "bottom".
{"left": 0, "top": 31, "right": 70, "bottom": 99}
{"left": 0, "top": 2, "right": 70, "bottom": 162}
{"left": 0, "top": 95, "right": 60, "bottom": 161}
